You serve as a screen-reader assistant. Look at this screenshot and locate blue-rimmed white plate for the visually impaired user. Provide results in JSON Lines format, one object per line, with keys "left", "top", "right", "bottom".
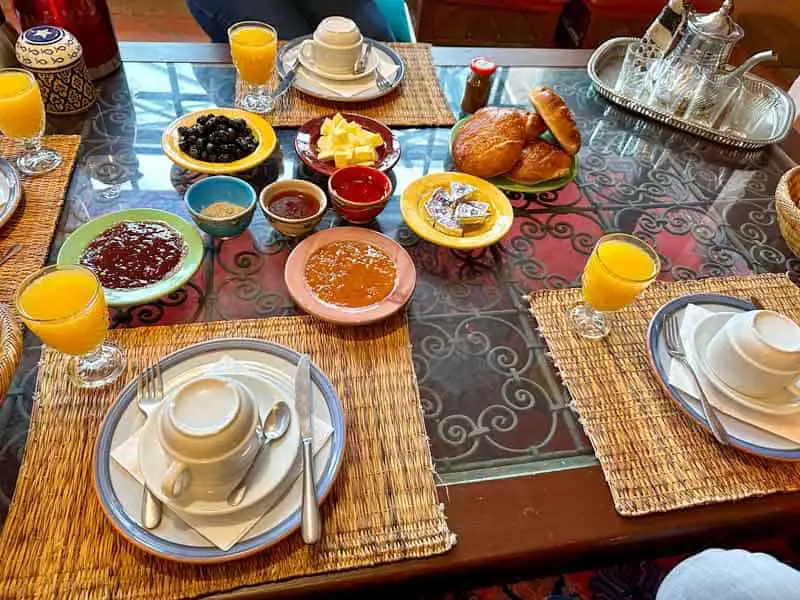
{"left": 647, "top": 293, "right": 800, "bottom": 461}
{"left": 93, "top": 339, "right": 346, "bottom": 563}
{"left": 277, "top": 36, "right": 405, "bottom": 103}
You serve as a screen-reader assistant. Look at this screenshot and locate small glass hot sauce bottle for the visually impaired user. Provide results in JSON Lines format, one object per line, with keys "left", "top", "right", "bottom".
{"left": 460, "top": 57, "right": 496, "bottom": 114}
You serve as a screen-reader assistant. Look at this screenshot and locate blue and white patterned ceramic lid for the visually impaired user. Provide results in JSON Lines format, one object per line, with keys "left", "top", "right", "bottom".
{"left": 16, "top": 25, "right": 83, "bottom": 70}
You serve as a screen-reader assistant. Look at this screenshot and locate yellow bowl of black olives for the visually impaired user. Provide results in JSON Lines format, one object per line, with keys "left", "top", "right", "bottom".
{"left": 162, "top": 108, "right": 277, "bottom": 174}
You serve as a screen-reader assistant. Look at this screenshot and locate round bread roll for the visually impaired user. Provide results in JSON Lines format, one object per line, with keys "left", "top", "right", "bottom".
{"left": 452, "top": 107, "right": 526, "bottom": 178}
{"left": 528, "top": 86, "right": 581, "bottom": 156}
{"left": 507, "top": 139, "right": 572, "bottom": 184}
{"left": 525, "top": 112, "right": 547, "bottom": 141}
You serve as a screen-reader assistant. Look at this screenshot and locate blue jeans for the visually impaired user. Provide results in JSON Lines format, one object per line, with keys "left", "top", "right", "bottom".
{"left": 657, "top": 549, "right": 800, "bottom": 600}
{"left": 186, "top": 0, "right": 395, "bottom": 43}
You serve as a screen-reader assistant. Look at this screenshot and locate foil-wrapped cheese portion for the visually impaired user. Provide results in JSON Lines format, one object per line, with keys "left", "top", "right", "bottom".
{"left": 422, "top": 182, "right": 491, "bottom": 236}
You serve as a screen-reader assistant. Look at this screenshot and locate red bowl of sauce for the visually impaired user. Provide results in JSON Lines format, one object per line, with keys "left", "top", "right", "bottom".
{"left": 259, "top": 179, "right": 328, "bottom": 238}
{"left": 328, "top": 166, "right": 392, "bottom": 225}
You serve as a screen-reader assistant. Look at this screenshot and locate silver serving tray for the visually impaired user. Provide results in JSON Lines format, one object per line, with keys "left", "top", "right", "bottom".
{"left": 588, "top": 37, "right": 796, "bottom": 150}
{"left": 0, "top": 158, "right": 22, "bottom": 230}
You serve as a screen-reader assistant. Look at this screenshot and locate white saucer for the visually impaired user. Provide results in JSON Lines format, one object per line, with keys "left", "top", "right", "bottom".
{"left": 693, "top": 312, "right": 800, "bottom": 416}
{"left": 298, "top": 50, "right": 378, "bottom": 81}
{"left": 139, "top": 369, "right": 301, "bottom": 516}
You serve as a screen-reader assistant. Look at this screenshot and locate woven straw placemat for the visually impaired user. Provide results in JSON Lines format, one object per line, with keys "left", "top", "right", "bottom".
{"left": 269, "top": 43, "right": 454, "bottom": 127}
{"left": 0, "top": 315, "right": 454, "bottom": 599}
{"left": 0, "top": 135, "right": 81, "bottom": 305}
{"left": 528, "top": 274, "right": 800, "bottom": 517}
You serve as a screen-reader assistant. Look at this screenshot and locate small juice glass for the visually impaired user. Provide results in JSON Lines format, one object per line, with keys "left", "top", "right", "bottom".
{"left": 228, "top": 21, "right": 277, "bottom": 114}
{"left": 569, "top": 233, "right": 660, "bottom": 340}
{"left": 16, "top": 264, "right": 126, "bottom": 388}
{"left": 0, "top": 68, "right": 62, "bottom": 175}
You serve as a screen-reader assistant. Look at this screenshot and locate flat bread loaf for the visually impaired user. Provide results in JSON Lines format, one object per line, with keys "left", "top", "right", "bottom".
{"left": 451, "top": 107, "right": 527, "bottom": 178}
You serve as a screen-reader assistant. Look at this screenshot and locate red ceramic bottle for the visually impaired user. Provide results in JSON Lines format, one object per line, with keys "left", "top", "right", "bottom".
{"left": 13, "top": 0, "right": 120, "bottom": 79}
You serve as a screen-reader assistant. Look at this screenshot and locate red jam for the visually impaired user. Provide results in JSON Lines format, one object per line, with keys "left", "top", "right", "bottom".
{"left": 268, "top": 190, "right": 320, "bottom": 219}
{"left": 80, "top": 220, "right": 186, "bottom": 290}
{"left": 331, "top": 167, "right": 390, "bottom": 204}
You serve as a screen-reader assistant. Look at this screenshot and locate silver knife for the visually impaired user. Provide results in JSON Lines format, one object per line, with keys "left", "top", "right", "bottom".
{"left": 273, "top": 58, "right": 299, "bottom": 99}
{"left": 296, "top": 354, "right": 321, "bottom": 544}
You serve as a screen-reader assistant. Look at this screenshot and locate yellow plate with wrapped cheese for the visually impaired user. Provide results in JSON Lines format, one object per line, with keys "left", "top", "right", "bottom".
{"left": 400, "top": 173, "right": 514, "bottom": 250}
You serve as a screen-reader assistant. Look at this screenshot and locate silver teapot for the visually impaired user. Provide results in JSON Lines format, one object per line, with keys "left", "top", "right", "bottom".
{"left": 650, "top": 0, "right": 776, "bottom": 122}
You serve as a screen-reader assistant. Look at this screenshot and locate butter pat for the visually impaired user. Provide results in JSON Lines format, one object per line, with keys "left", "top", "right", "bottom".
{"left": 334, "top": 148, "right": 353, "bottom": 168}
{"left": 353, "top": 145, "right": 377, "bottom": 163}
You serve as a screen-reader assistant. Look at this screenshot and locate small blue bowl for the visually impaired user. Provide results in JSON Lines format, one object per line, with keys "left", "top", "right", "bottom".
{"left": 184, "top": 175, "right": 256, "bottom": 239}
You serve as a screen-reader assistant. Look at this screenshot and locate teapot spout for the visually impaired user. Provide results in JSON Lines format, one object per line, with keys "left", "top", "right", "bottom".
{"left": 724, "top": 50, "right": 778, "bottom": 80}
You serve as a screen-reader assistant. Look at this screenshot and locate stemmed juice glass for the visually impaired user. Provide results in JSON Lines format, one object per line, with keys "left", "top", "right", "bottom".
{"left": 15, "top": 264, "right": 126, "bottom": 388}
{"left": 569, "top": 233, "right": 660, "bottom": 340}
{"left": 0, "top": 68, "right": 62, "bottom": 175}
{"left": 228, "top": 21, "right": 278, "bottom": 114}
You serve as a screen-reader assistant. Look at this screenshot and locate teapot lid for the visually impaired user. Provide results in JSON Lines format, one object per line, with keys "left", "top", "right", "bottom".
{"left": 689, "top": 0, "right": 743, "bottom": 40}
{"left": 15, "top": 26, "right": 84, "bottom": 70}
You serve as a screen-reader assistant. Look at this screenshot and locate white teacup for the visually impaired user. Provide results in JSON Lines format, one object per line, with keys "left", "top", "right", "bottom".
{"left": 300, "top": 16, "right": 363, "bottom": 75}
{"left": 705, "top": 310, "right": 800, "bottom": 400}
{"left": 158, "top": 376, "right": 260, "bottom": 499}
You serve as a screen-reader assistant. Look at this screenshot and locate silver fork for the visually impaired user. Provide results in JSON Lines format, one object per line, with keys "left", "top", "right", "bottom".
{"left": 663, "top": 313, "right": 729, "bottom": 445}
{"left": 375, "top": 67, "right": 393, "bottom": 91}
{"left": 137, "top": 364, "right": 164, "bottom": 529}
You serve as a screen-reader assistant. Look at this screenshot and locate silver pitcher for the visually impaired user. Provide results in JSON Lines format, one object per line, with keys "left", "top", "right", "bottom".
{"left": 649, "top": 0, "right": 777, "bottom": 121}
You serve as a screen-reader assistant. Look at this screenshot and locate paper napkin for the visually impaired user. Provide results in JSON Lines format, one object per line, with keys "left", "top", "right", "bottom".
{"left": 298, "top": 55, "right": 400, "bottom": 98}
{"left": 111, "top": 416, "right": 332, "bottom": 550}
{"left": 667, "top": 303, "right": 800, "bottom": 444}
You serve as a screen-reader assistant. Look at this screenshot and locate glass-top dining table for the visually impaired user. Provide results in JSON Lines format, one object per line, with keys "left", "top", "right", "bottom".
{"left": 2, "top": 42, "right": 800, "bottom": 597}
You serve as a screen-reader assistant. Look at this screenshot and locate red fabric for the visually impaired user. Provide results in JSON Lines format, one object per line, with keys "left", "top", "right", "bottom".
{"left": 583, "top": 0, "right": 719, "bottom": 17}
{"left": 443, "top": 0, "right": 568, "bottom": 13}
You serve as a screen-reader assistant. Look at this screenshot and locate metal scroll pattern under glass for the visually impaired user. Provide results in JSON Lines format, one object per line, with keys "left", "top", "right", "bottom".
{"left": 1, "top": 61, "right": 798, "bottom": 525}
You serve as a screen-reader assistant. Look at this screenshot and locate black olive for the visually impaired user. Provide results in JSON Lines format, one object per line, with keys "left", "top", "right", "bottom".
{"left": 208, "top": 153, "right": 218, "bottom": 162}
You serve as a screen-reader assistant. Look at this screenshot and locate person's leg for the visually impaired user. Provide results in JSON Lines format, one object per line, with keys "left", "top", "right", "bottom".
{"left": 656, "top": 548, "right": 800, "bottom": 600}
{"left": 301, "top": 0, "right": 395, "bottom": 41}
{"left": 185, "top": 0, "right": 313, "bottom": 42}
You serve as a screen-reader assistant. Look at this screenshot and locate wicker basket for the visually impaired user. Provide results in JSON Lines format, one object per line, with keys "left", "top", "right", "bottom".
{"left": 776, "top": 166, "right": 800, "bottom": 256}
{"left": 0, "top": 302, "right": 22, "bottom": 405}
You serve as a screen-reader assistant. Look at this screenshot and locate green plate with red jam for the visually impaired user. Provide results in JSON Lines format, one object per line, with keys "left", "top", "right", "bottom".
{"left": 57, "top": 208, "right": 204, "bottom": 308}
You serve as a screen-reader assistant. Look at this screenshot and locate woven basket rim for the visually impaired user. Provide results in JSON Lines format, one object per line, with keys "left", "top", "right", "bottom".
{"left": 776, "top": 165, "right": 800, "bottom": 211}
{"left": 0, "top": 302, "right": 22, "bottom": 401}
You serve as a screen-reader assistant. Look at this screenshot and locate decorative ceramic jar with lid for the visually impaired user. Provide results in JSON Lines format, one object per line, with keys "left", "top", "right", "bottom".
{"left": 15, "top": 26, "right": 96, "bottom": 115}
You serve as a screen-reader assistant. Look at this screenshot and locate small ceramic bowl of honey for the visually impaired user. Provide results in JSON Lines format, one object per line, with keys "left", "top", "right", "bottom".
{"left": 328, "top": 166, "right": 392, "bottom": 224}
{"left": 259, "top": 179, "right": 328, "bottom": 238}
{"left": 184, "top": 175, "right": 256, "bottom": 239}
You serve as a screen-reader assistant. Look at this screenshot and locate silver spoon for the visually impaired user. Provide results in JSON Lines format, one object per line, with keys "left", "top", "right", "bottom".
{"left": 227, "top": 400, "right": 291, "bottom": 506}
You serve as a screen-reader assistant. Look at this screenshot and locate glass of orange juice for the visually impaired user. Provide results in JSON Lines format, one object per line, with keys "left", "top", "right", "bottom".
{"left": 16, "top": 265, "right": 126, "bottom": 388}
{"left": 569, "top": 233, "right": 660, "bottom": 340}
{"left": 0, "top": 68, "right": 62, "bottom": 176}
{"left": 228, "top": 21, "right": 278, "bottom": 114}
